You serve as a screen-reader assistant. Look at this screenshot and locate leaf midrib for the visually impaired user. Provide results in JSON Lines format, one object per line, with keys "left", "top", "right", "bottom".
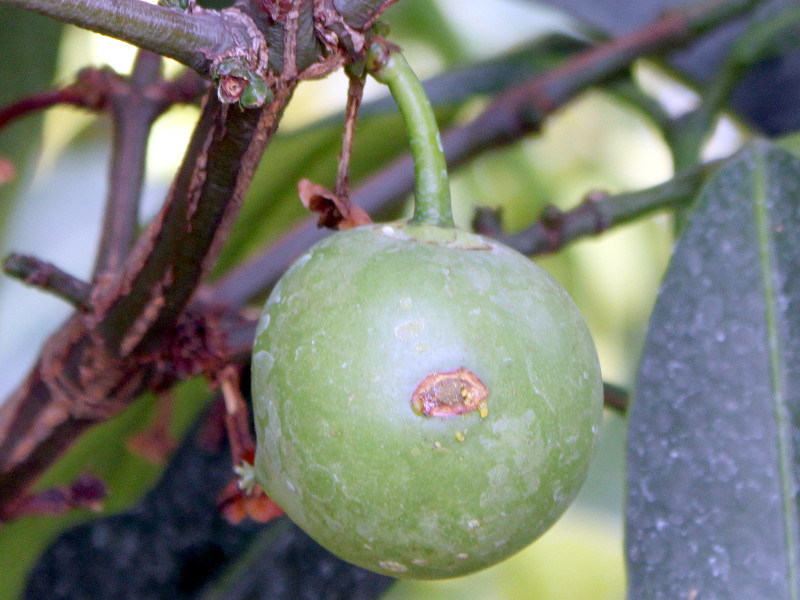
{"left": 753, "top": 143, "right": 800, "bottom": 600}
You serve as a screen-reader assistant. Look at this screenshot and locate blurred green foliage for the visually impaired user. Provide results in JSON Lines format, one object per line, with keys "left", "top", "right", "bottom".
{"left": 0, "top": 6, "right": 63, "bottom": 230}
{"left": 0, "top": 0, "right": 682, "bottom": 597}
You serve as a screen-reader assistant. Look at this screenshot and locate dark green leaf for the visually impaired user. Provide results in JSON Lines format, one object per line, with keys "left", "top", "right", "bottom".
{"left": 626, "top": 141, "right": 800, "bottom": 598}
{"left": 24, "top": 400, "right": 393, "bottom": 600}
{"left": 532, "top": 0, "right": 800, "bottom": 135}
{"left": 0, "top": 379, "right": 210, "bottom": 599}
{"left": 0, "top": 5, "right": 63, "bottom": 228}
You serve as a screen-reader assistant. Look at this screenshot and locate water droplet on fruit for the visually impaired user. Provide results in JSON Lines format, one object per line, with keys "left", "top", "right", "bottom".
{"left": 379, "top": 560, "right": 408, "bottom": 573}
{"left": 395, "top": 319, "right": 424, "bottom": 340}
{"left": 255, "top": 314, "right": 271, "bottom": 336}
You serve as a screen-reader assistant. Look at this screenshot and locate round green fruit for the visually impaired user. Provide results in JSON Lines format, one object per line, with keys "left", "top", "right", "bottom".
{"left": 251, "top": 221, "right": 603, "bottom": 579}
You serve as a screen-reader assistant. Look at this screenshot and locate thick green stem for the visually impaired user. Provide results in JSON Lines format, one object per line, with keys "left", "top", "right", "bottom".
{"left": 367, "top": 40, "right": 454, "bottom": 228}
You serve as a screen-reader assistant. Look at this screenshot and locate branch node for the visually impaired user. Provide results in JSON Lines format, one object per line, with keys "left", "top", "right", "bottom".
{"left": 0, "top": 474, "right": 106, "bottom": 522}
{"left": 539, "top": 205, "right": 565, "bottom": 250}
{"left": 471, "top": 206, "right": 504, "bottom": 237}
{"left": 583, "top": 190, "right": 613, "bottom": 233}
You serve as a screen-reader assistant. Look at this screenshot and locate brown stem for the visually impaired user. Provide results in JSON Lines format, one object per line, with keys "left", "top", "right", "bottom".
{"left": 350, "top": 0, "right": 754, "bottom": 212}
{"left": 94, "top": 50, "right": 164, "bottom": 277}
{"left": 218, "top": 365, "right": 255, "bottom": 466}
{"left": 0, "top": 88, "right": 98, "bottom": 132}
{"left": 0, "top": 67, "right": 117, "bottom": 133}
{"left": 0, "top": 63, "right": 206, "bottom": 138}
{"left": 0, "top": 89, "right": 295, "bottom": 512}
{"left": 92, "top": 58, "right": 208, "bottom": 278}
{"left": 0, "top": 300, "right": 256, "bottom": 512}
{"left": 3, "top": 253, "right": 92, "bottom": 309}
{"left": 155, "top": 69, "right": 209, "bottom": 107}
{"left": 334, "top": 73, "right": 365, "bottom": 200}
{"left": 3, "top": 0, "right": 262, "bottom": 76}
{"left": 93, "top": 84, "right": 296, "bottom": 357}
{"left": 484, "top": 165, "right": 710, "bottom": 256}
{"left": 0, "top": 473, "right": 105, "bottom": 521}
{"left": 0, "top": 315, "right": 139, "bottom": 509}
{"left": 0, "top": 0, "right": 402, "bottom": 518}
{"left": 603, "top": 382, "right": 629, "bottom": 414}
{"left": 206, "top": 0, "right": 749, "bottom": 308}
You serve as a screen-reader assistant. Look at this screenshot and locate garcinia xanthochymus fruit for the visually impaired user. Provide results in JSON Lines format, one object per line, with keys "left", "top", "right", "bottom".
{"left": 250, "top": 40, "right": 603, "bottom": 580}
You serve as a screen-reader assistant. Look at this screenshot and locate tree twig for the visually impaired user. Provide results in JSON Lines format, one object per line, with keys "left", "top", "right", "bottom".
{"left": 0, "top": 0, "right": 402, "bottom": 518}
{"left": 603, "top": 382, "right": 629, "bottom": 414}
{"left": 0, "top": 473, "right": 105, "bottom": 521}
{"left": 0, "top": 68, "right": 112, "bottom": 132}
{"left": 2, "top": 253, "right": 92, "bottom": 309}
{"left": 2, "top": 0, "right": 263, "bottom": 76}
{"left": 350, "top": 0, "right": 756, "bottom": 211}
{"left": 482, "top": 164, "right": 711, "bottom": 256}
{"left": 94, "top": 50, "right": 163, "bottom": 277}
{"left": 218, "top": 365, "right": 255, "bottom": 467}
{"left": 92, "top": 54, "right": 208, "bottom": 277}
{"left": 334, "top": 72, "right": 365, "bottom": 200}
{"left": 92, "top": 84, "right": 296, "bottom": 358}
{"left": 668, "top": 3, "right": 800, "bottom": 168}
{"left": 207, "top": 0, "right": 753, "bottom": 308}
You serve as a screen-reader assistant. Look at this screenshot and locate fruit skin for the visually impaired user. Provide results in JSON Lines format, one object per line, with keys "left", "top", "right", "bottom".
{"left": 251, "top": 221, "right": 603, "bottom": 579}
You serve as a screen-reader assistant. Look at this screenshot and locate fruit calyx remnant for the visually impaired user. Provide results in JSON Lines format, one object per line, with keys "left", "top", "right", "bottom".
{"left": 377, "top": 222, "right": 493, "bottom": 250}
{"left": 411, "top": 368, "right": 489, "bottom": 418}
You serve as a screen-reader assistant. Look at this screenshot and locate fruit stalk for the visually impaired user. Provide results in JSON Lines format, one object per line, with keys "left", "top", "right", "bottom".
{"left": 366, "top": 39, "right": 454, "bottom": 228}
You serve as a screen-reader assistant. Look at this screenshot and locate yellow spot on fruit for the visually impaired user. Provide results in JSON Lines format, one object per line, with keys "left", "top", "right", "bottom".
{"left": 478, "top": 399, "right": 489, "bottom": 419}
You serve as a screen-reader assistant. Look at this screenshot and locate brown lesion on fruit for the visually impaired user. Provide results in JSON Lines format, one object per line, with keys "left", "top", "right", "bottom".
{"left": 411, "top": 368, "right": 489, "bottom": 418}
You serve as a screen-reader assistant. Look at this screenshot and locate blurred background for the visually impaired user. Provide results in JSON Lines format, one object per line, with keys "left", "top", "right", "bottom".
{"left": 0, "top": 0, "right": 744, "bottom": 597}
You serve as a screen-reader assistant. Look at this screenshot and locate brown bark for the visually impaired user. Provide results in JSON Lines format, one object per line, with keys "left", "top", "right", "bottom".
{"left": 0, "top": 0, "right": 397, "bottom": 516}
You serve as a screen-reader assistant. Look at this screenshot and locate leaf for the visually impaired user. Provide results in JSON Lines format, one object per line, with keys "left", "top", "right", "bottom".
{"left": 0, "top": 5, "right": 63, "bottom": 228}
{"left": 626, "top": 141, "right": 800, "bottom": 598}
{"left": 297, "top": 178, "right": 372, "bottom": 230}
{"left": 24, "top": 400, "right": 394, "bottom": 600}
{"left": 0, "top": 379, "right": 210, "bottom": 599}
{"left": 530, "top": 0, "right": 800, "bottom": 135}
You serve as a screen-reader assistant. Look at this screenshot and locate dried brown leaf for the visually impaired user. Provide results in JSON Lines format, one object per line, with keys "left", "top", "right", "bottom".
{"left": 298, "top": 178, "right": 371, "bottom": 230}
{"left": 218, "top": 479, "right": 284, "bottom": 524}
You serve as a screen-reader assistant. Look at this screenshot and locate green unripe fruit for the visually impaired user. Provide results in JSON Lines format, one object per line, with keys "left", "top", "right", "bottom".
{"left": 251, "top": 221, "right": 603, "bottom": 579}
